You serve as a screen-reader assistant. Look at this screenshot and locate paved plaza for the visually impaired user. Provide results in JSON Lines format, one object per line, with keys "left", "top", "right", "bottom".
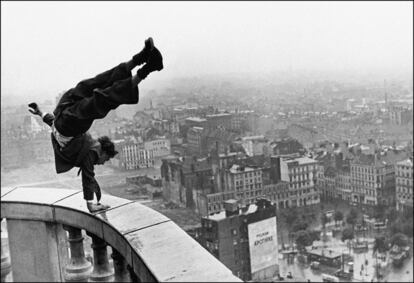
{"left": 275, "top": 235, "right": 413, "bottom": 282}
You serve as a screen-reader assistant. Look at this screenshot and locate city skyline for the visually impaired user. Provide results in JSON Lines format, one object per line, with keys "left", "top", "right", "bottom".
{"left": 1, "top": 1, "right": 413, "bottom": 103}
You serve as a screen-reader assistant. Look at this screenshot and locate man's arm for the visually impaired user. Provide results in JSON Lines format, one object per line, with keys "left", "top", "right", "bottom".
{"left": 28, "top": 102, "right": 54, "bottom": 127}
{"left": 80, "top": 151, "right": 102, "bottom": 202}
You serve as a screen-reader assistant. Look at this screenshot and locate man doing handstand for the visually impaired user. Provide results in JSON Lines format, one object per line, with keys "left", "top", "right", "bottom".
{"left": 28, "top": 37, "right": 163, "bottom": 212}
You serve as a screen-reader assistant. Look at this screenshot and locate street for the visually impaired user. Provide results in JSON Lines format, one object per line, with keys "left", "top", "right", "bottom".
{"left": 276, "top": 234, "right": 413, "bottom": 282}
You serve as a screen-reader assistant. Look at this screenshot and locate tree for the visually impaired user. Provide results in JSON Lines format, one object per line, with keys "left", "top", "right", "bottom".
{"left": 282, "top": 208, "right": 299, "bottom": 244}
{"left": 402, "top": 221, "right": 413, "bottom": 238}
{"left": 342, "top": 227, "right": 354, "bottom": 254}
{"left": 342, "top": 227, "right": 354, "bottom": 242}
{"left": 390, "top": 233, "right": 408, "bottom": 248}
{"left": 390, "top": 221, "right": 403, "bottom": 235}
{"left": 403, "top": 207, "right": 413, "bottom": 220}
{"left": 321, "top": 213, "right": 330, "bottom": 248}
{"left": 321, "top": 213, "right": 329, "bottom": 229}
{"left": 372, "top": 235, "right": 388, "bottom": 281}
{"left": 309, "top": 229, "right": 321, "bottom": 242}
{"left": 346, "top": 208, "right": 358, "bottom": 230}
{"left": 373, "top": 236, "right": 388, "bottom": 255}
{"left": 385, "top": 208, "right": 398, "bottom": 223}
{"left": 374, "top": 204, "right": 387, "bottom": 221}
{"left": 292, "top": 219, "right": 309, "bottom": 232}
{"left": 294, "top": 230, "right": 313, "bottom": 253}
{"left": 284, "top": 208, "right": 298, "bottom": 225}
{"left": 334, "top": 211, "right": 343, "bottom": 227}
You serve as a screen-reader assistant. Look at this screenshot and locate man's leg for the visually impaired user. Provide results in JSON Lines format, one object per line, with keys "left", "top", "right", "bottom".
{"left": 53, "top": 39, "right": 162, "bottom": 137}
{"left": 60, "top": 44, "right": 163, "bottom": 124}
{"left": 73, "top": 38, "right": 154, "bottom": 98}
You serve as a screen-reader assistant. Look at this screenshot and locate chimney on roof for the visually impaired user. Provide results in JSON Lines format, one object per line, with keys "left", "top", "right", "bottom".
{"left": 224, "top": 199, "right": 239, "bottom": 217}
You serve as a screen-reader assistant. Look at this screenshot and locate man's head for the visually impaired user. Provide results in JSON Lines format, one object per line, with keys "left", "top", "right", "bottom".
{"left": 96, "top": 136, "right": 118, "bottom": 165}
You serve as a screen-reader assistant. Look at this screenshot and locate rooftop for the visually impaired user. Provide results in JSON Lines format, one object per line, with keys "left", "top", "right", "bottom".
{"left": 206, "top": 203, "right": 259, "bottom": 221}
{"left": 185, "top": 117, "right": 207, "bottom": 122}
{"left": 206, "top": 113, "right": 232, "bottom": 118}
{"left": 397, "top": 158, "right": 413, "bottom": 167}
{"left": 307, "top": 248, "right": 342, "bottom": 259}
{"left": 283, "top": 156, "right": 317, "bottom": 165}
{"left": 229, "top": 164, "right": 260, "bottom": 174}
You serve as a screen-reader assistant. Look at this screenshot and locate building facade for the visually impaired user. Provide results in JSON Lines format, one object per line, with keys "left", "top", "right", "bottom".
{"left": 206, "top": 113, "right": 233, "bottom": 130}
{"left": 241, "top": 136, "right": 268, "bottom": 157}
{"left": 395, "top": 158, "right": 413, "bottom": 213}
{"left": 144, "top": 138, "right": 171, "bottom": 158}
{"left": 389, "top": 106, "right": 413, "bottom": 125}
{"left": 198, "top": 199, "right": 278, "bottom": 281}
{"left": 118, "top": 141, "right": 155, "bottom": 170}
{"left": 186, "top": 127, "right": 204, "bottom": 156}
{"left": 351, "top": 155, "right": 397, "bottom": 207}
{"left": 278, "top": 156, "right": 320, "bottom": 207}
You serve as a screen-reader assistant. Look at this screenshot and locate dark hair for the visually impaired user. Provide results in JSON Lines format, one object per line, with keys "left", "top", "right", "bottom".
{"left": 98, "top": 136, "right": 118, "bottom": 158}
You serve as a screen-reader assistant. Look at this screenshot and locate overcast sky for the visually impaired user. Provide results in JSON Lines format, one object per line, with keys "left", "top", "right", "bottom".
{"left": 1, "top": 1, "right": 413, "bottom": 102}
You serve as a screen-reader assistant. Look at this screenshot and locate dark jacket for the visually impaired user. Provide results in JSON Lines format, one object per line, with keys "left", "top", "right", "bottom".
{"left": 43, "top": 112, "right": 102, "bottom": 201}
{"left": 43, "top": 112, "right": 97, "bottom": 173}
{"left": 51, "top": 132, "right": 96, "bottom": 174}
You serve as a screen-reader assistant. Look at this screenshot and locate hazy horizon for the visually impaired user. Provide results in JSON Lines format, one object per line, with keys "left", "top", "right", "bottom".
{"left": 2, "top": 1, "right": 413, "bottom": 104}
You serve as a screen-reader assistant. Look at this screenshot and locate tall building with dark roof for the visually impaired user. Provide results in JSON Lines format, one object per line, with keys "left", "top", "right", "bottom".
{"left": 198, "top": 199, "right": 278, "bottom": 281}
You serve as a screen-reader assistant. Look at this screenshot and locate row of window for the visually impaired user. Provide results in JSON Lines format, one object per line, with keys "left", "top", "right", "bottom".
{"left": 352, "top": 174, "right": 380, "bottom": 182}
{"left": 397, "top": 194, "right": 413, "bottom": 200}
{"left": 397, "top": 186, "right": 413, "bottom": 193}
{"left": 352, "top": 181, "right": 380, "bottom": 188}
{"left": 365, "top": 200, "right": 376, "bottom": 205}
{"left": 236, "top": 184, "right": 262, "bottom": 191}
{"left": 352, "top": 166, "right": 383, "bottom": 175}
{"left": 235, "top": 178, "right": 262, "bottom": 186}
{"left": 288, "top": 174, "right": 310, "bottom": 181}
{"left": 397, "top": 165, "right": 413, "bottom": 171}
{"left": 353, "top": 187, "right": 377, "bottom": 196}
{"left": 396, "top": 171, "right": 413, "bottom": 177}
{"left": 290, "top": 166, "right": 316, "bottom": 174}
{"left": 289, "top": 182, "right": 312, "bottom": 189}
{"left": 396, "top": 179, "right": 413, "bottom": 186}
{"left": 234, "top": 171, "right": 261, "bottom": 178}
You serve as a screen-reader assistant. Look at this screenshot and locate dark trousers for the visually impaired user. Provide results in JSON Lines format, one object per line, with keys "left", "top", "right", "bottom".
{"left": 53, "top": 63, "right": 139, "bottom": 137}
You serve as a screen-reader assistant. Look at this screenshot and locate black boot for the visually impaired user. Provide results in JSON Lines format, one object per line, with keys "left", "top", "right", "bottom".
{"left": 132, "top": 37, "right": 154, "bottom": 66}
{"left": 137, "top": 47, "right": 163, "bottom": 79}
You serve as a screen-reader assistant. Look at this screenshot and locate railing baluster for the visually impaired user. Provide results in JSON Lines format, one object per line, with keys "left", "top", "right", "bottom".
{"left": 63, "top": 225, "right": 93, "bottom": 282}
{"left": 87, "top": 232, "right": 114, "bottom": 282}
{"left": 1, "top": 219, "right": 12, "bottom": 282}
{"left": 111, "top": 249, "right": 131, "bottom": 282}
{"left": 127, "top": 265, "right": 140, "bottom": 283}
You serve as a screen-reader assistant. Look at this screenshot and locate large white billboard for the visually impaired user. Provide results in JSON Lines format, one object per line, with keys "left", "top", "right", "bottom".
{"left": 248, "top": 216, "right": 278, "bottom": 274}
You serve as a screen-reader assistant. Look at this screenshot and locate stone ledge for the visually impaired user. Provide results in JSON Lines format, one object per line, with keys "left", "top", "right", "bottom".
{"left": 1, "top": 187, "right": 242, "bottom": 282}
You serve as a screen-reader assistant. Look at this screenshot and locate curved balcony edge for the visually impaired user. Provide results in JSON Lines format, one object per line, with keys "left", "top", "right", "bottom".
{"left": 1, "top": 186, "right": 242, "bottom": 282}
